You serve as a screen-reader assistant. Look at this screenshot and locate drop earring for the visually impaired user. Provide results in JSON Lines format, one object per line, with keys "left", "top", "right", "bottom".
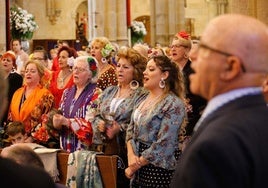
{"left": 159, "top": 78, "right": 165, "bottom": 89}
{"left": 130, "top": 80, "right": 139, "bottom": 90}
{"left": 101, "top": 58, "right": 107, "bottom": 63}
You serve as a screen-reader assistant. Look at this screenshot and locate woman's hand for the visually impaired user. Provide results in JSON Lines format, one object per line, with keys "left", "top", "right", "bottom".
{"left": 127, "top": 152, "right": 140, "bottom": 167}
{"left": 97, "top": 120, "right": 106, "bottom": 133}
{"left": 106, "top": 121, "right": 120, "bottom": 139}
{"left": 125, "top": 167, "right": 136, "bottom": 179}
{"left": 53, "top": 114, "right": 68, "bottom": 129}
{"left": 125, "top": 161, "right": 142, "bottom": 179}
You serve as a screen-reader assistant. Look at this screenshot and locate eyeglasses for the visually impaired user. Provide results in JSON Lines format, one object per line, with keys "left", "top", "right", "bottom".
{"left": 73, "top": 66, "right": 87, "bottom": 73}
{"left": 170, "top": 44, "right": 187, "bottom": 49}
{"left": 198, "top": 43, "right": 246, "bottom": 72}
{"left": 32, "top": 57, "right": 45, "bottom": 61}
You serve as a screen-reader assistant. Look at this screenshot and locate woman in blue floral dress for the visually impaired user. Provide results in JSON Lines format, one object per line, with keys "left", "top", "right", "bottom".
{"left": 125, "top": 55, "right": 187, "bottom": 187}
{"left": 93, "top": 47, "right": 147, "bottom": 187}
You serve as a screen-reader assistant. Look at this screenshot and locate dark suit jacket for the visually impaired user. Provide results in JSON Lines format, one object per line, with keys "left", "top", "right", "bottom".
{"left": 183, "top": 60, "right": 207, "bottom": 136}
{"left": 171, "top": 94, "right": 268, "bottom": 188}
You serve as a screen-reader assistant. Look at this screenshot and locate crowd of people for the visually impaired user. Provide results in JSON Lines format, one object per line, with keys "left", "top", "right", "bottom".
{"left": 0, "top": 13, "right": 268, "bottom": 188}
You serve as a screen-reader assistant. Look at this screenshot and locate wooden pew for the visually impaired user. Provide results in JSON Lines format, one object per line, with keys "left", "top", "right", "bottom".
{"left": 57, "top": 151, "right": 117, "bottom": 188}
{"left": 0, "top": 148, "right": 117, "bottom": 188}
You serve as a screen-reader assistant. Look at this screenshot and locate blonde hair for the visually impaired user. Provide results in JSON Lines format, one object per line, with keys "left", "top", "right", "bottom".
{"left": 24, "top": 60, "right": 48, "bottom": 87}
{"left": 91, "top": 37, "right": 110, "bottom": 49}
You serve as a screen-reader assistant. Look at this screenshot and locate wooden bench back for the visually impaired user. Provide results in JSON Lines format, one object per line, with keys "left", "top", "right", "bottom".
{"left": 57, "top": 152, "right": 117, "bottom": 188}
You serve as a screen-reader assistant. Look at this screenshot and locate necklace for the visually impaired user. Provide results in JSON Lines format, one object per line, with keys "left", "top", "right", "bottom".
{"left": 138, "top": 94, "right": 163, "bottom": 113}
{"left": 58, "top": 70, "right": 71, "bottom": 88}
{"left": 134, "top": 94, "right": 163, "bottom": 125}
{"left": 116, "top": 86, "right": 132, "bottom": 99}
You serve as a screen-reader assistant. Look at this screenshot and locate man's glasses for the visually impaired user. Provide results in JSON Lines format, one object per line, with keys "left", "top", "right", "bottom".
{"left": 198, "top": 43, "right": 246, "bottom": 72}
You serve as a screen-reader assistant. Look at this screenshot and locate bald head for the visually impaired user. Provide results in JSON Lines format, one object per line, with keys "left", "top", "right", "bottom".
{"left": 1, "top": 144, "right": 44, "bottom": 169}
{"left": 202, "top": 14, "right": 268, "bottom": 73}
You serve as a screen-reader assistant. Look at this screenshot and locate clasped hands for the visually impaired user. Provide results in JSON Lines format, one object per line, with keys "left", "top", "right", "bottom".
{"left": 53, "top": 114, "right": 69, "bottom": 130}
{"left": 97, "top": 119, "right": 120, "bottom": 139}
{"left": 125, "top": 153, "right": 142, "bottom": 179}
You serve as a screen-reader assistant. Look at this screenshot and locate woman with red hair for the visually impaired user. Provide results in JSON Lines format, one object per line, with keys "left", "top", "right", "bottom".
{"left": 0, "top": 51, "right": 23, "bottom": 126}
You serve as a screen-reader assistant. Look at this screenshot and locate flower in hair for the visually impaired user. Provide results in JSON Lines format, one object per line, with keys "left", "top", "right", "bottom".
{"left": 176, "top": 31, "right": 190, "bottom": 40}
{"left": 101, "top": 43, "right": 114, "bottom": 58}
{"left": 67, "top": 56, "right": 75, "bottom": 67}
{"left": 87, "top": 57, "right": 97, "bottom": 77}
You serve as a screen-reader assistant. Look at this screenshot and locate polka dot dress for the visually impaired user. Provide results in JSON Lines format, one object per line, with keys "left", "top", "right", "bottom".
{"left": 131, "top": 142, "right": 178, "bottom": 187}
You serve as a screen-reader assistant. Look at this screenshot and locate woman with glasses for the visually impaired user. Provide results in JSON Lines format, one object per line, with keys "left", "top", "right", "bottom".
{"left": 170, "top": 31, "right": 207, "bottom": 148}
{"left": 52, "top": 56, "right": 101, "bottom": 153}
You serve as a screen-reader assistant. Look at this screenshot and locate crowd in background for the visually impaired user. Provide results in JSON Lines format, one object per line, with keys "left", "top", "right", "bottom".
{"left": 1, "top": 13, "right": 268, "bottom": 188}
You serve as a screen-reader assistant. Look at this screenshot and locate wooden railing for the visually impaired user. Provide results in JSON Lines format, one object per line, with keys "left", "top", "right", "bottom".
{"left": 0, "top": 148, "right": 117, "bottom": 188}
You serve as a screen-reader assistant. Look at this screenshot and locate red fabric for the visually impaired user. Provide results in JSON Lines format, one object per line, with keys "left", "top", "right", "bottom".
{"left": 51, "top": 57, "right": 59, "bottom": 72}
{"left": 69, "top": 118, "right": 93, "bottom": 146}
{"left": 49, "top": 70, "right": 74, "bottom": 108}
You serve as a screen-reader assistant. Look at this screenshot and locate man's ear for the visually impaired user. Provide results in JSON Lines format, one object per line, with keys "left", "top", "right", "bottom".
{"left": 220, "top": 56, "right": 243, "bottom": 80}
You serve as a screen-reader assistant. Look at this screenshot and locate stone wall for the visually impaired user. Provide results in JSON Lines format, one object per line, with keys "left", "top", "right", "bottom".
{"left": 1, "top": 0, "right": 268, "bottom": 53}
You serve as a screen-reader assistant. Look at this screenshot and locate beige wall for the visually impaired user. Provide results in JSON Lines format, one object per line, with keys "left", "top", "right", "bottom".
{"left": 0, "top": 0, "right": 6, "bottom": 53}
{"left": 1, "top": 0, "right": 268, "bottom": 53}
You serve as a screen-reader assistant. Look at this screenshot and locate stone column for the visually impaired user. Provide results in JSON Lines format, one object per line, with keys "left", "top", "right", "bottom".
{"left": 257, "top": 0, "right": 268, "bottom": 25}
{"left": 95, "top": 0, "right": 105, "bottom": 36}
{"left": 106, "top": 0, "right": 117, "bottom": 40}
{"left": 116, "top": 0, "right": 128, "bottom": 46}
{"left": 169, "top": 0, "right": 185, "bottom": 43}
{"left": 205, "top": 0, "right": 219, "bottom": 20}
{"left": 217, "top": 0, "right": 228, "bottom": 14}
{"left": 153, "top": 0, "right": 169, "bottom": 46}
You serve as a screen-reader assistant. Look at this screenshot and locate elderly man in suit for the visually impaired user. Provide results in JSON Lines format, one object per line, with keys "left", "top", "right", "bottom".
{"left": 171, "top": 14, "right": 268, "bottom": 188}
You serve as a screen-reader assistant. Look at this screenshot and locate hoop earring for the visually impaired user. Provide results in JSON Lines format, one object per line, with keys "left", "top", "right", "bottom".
{"left": 101, "top": 58, "right": 107, "bottom": 63}
{"left": 159, "top": 78, "right": 165, "bottom": 89}
{"left": 130, "top": 80, "right": 139, "bottom": 90}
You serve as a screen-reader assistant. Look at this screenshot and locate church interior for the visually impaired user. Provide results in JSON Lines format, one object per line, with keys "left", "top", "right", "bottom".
{"left": 1, "top": 0, "right": 268, "bottom": 54}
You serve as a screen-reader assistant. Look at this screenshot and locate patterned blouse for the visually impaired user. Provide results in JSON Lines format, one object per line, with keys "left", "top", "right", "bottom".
{"left": 126, "top": 92, "right": 186, "bottom": 170}
{"left": 9, "top": 84, "right": 55, "bottom": 144}
{"left": 59, "top": 83, "right": 102, "bottom": 153}
{"left": 96, "top": 65, "right": 118, "bottom": 91}
{"left": 93, "top": 86, "right": 146, "bottom": 144}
